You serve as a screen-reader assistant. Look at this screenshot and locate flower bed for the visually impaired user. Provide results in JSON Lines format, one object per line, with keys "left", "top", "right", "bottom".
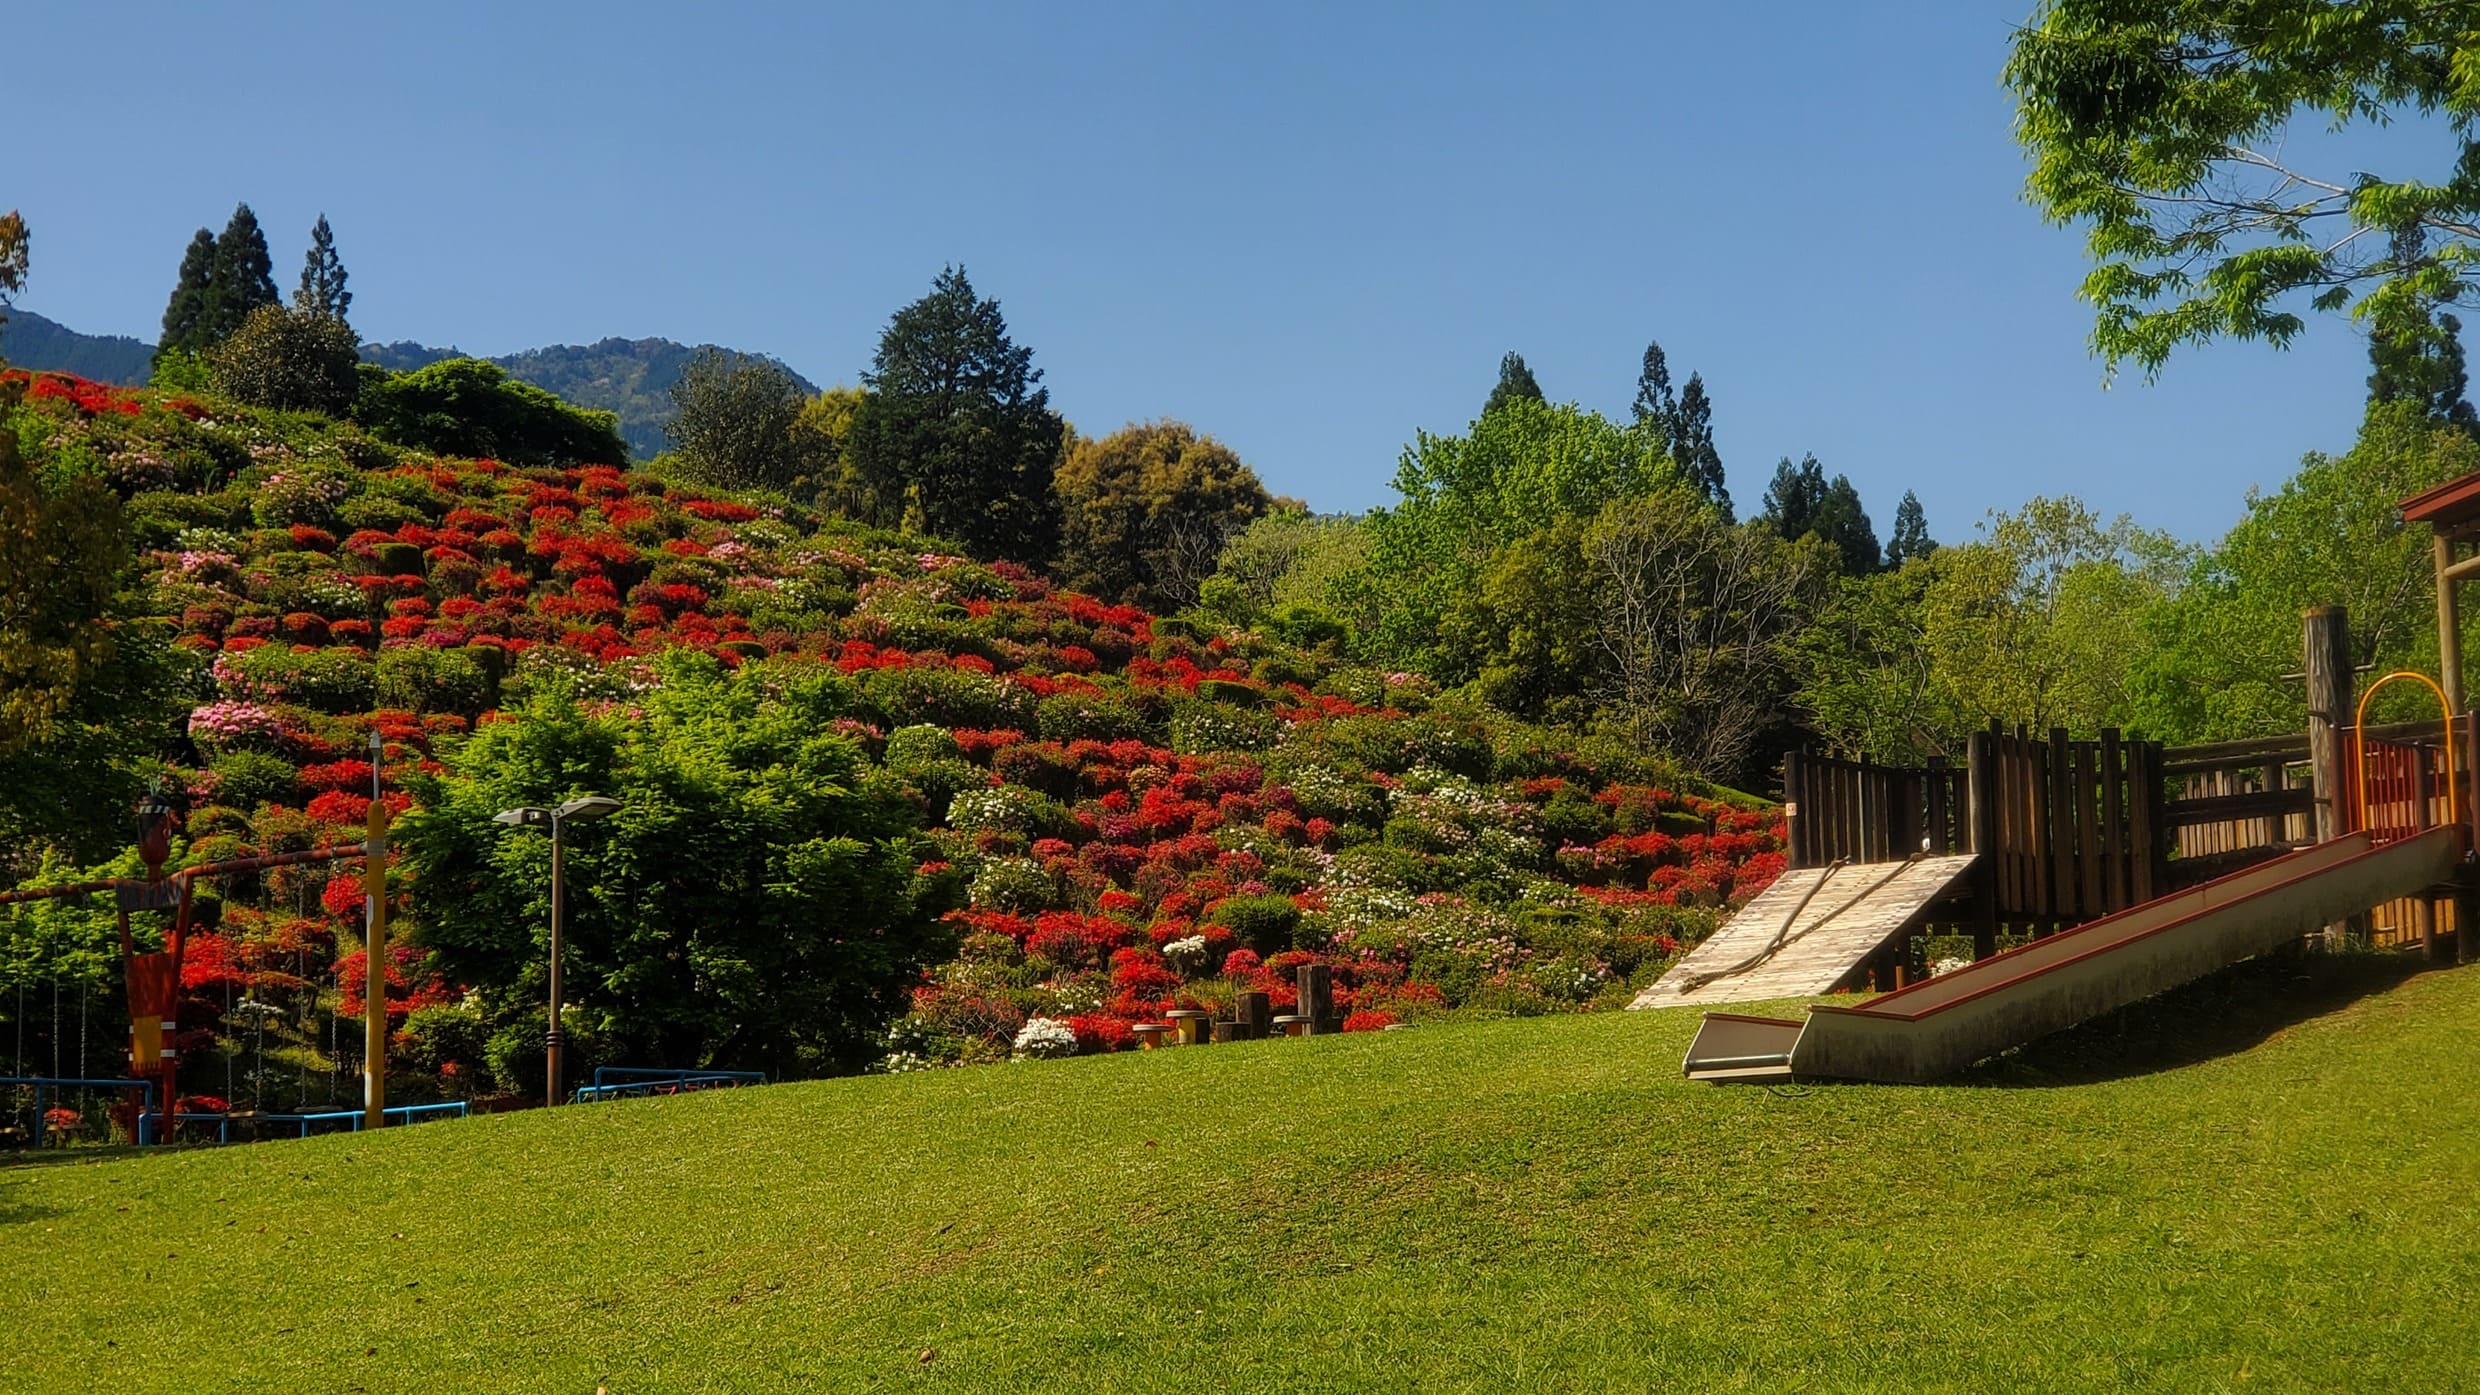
{"left": 18, "top": 372, "right": 1790, "bottom": 1086}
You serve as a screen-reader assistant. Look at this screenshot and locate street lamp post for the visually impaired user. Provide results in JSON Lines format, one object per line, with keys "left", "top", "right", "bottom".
{"left": 494, "top": 795, "right": 621, "bottom": 1106}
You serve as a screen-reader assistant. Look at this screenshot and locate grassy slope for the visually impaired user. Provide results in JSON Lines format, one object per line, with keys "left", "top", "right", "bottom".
{"left": 6, "top": 956, "right": 2479, "bottom": 1394}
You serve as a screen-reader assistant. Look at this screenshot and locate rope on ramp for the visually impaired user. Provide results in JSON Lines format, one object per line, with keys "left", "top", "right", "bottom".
{"left": 1672, "top": 846, "right": 1928, "bottom": 994}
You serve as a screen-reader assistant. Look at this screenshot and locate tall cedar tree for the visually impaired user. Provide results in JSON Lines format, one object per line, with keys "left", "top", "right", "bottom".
{"left": 203, "top": 203, "right": 279, "bottom": 344}
{"left": 1762, "top": 453, "right": 1879, "bottom": 575}
{"left": 156, "top": 228, "right": 218, "bottom": 364}
{"left": 1484, "top": 352, "right": 1545, "bottom": 415}
{"left": 1672, "top": 372, "right": 1730, "bottom": 519}
{"left": 2368, "top": 226, "right": 2477, "bottom": 430}
{"left": 847, "top": 267, "right": 1063, "bottom": 565}
{"left": 1885, "top": 489, "right": 1936, "bottom": 566}
{"left": 1632, "top": 341, "right": 1676, "bottom": 448}
{"left": 294, "top": 213, "right": 352, "bottom": 326}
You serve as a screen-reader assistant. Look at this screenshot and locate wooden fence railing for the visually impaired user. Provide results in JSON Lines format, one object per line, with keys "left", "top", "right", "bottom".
{"left": 1782, "top": 714, "right": 2471, "bottom": 961}
{"left": 1781, "top": 751, "right": 1965, "bottom": 867}
{"left": 1967, "top": 726, "right": 2164, "bottom": 924}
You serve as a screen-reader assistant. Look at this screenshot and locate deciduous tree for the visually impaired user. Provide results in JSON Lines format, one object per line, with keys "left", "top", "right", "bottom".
{"left": 665, "top": 348, "right": 807, "bottom": 491}
{"left": 1054, "top": 420, "right": 1272, "bottom": 610}
{"left": 2007, "top": 0, "right": 2480, "bottom": 375}
{"left": 209, "top": 303, "right": 361, "bottom": 415}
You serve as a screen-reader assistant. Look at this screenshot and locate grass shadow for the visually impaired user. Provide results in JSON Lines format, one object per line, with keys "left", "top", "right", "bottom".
{"left": 1951, "top": 949, "right": 2446, "bottom": 1087}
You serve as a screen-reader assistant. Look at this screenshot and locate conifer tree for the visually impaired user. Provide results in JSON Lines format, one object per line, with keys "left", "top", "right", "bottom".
{"left": 846, "top": 266, "right": 1064, "bottom": 564}
{"left": 155, "top": 228, "right": 217, "bottom": 365}
{"left": 1813, "top": 473, "right": 1879, "bottom": 577}
{"left": 293, "top": 213, "right": 352, "bottom": 327}
{"left": 1483, "top": 352, "right": 1545, "bottom": 415}
{"left": 203, "top": 203, "right": 279, "bottom": 344}
{"left": 1631, "top": 340, "right": 1676, "bottom": 448}
{"left": 1672, "top": 372, "right": 1730, "bottom": 519}
{"left": 1885, "top": 490, "right": 1936, "bottom": 567}
{"left": 1761, "top": 455, "right": 1823, "bottom": 539}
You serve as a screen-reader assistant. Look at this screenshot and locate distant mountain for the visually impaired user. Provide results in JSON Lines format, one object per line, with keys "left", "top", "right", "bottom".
{"left": 1, "top": 311, "right": 819, "bottom": 461}
{"left": 360, "top": 337, "right": 821, "bottom": 460}
{"left": 0, "top": 309, "right": 154, "bottom": 385}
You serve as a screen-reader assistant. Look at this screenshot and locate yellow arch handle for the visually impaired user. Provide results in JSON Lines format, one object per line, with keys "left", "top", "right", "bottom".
{"left": 2352, "top": 671, "right": 2457, "bottom": 837}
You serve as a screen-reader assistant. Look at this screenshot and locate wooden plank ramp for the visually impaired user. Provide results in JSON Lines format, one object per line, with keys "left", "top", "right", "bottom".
{"left": 1630, "top": 854, "right": 1981, "bottom": 1010}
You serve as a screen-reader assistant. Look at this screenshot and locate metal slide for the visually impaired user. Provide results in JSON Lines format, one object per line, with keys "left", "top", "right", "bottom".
{"left": 1680, "top": 825, "right": 2464, "bottom": 1084}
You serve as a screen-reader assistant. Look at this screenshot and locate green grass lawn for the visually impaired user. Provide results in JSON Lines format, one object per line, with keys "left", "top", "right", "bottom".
{"left": 7, "top": 954, "right": 2479, "bottom": 1394}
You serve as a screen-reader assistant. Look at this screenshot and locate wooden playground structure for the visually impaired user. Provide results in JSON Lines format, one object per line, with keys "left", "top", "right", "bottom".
{"left": 1665, "top": 469, "right": 2480, "bottom": 1080}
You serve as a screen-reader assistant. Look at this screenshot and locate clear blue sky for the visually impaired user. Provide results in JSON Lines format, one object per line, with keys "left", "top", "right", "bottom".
{"left": 5, "top": 2, "right": 2394, "bottom": 542}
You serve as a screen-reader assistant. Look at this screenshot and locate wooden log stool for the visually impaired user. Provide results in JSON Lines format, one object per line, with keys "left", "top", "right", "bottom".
{"left": 1131, "top": 1022, "right": 1173, "bottom": 1050}
{"left": 1165, "top": 1008, "right": 1212, "bottom": 1045}
{"left": 1269, "top": 1013, "right": 1311, "bottom": 1038}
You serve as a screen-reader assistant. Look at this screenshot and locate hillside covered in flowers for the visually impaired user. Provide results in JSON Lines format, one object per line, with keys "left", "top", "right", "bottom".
{"left": 6, "top": 368, "right": 1784, "bottom": 1101}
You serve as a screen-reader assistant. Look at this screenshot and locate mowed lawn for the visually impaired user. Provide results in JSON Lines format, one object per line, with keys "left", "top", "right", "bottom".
{"left": 6, "top": 955, "right": 2479, "bottom": 1394}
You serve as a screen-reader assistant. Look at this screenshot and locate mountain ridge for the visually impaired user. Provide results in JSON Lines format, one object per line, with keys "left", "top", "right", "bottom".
{"left": 1, "top": 310, "right": 820, "bottom": 460}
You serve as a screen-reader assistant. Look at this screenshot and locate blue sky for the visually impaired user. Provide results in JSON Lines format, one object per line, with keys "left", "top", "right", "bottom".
{"left": 3, "top": 2, "right": 2404, "bottom": 542}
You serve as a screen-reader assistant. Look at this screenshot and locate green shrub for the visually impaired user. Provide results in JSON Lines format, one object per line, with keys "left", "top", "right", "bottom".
{"left": 1036, "top": 687, "right": 1166, "bottom": 743}
{"left": 884, "top": 724, "right": 964, "bottom": 767}
{"left": 376, "top": 646, "right": 494, "bottom": 715}
{"left": 857, "top": 665, "right": 1036, "bottom": 732}
{"left": 1193, "top": 678, "right": 1266, "bottom": 708}
{"left": 1204, "top": 893, "right": 1300, "bottom": 957}
{"left": 1169, "top": 699, "right": 1280, "bottom": 754}
{"left": 354, "top": 358, "right": 627, "bottom": 466}
{"left": 209, "top": 750, "right": 300, "bottom": 810}
{"left": 342, "top": 495, "right": 429, "bottom": 536}
{"left": 1266, "top": 603, "right": 1348, "bottom": 650}
{"left": 224, "top": 645, "right": 376, "bottom": 713}
{"left": 1251, "top": 651, "right": 1321, "bottom": 689}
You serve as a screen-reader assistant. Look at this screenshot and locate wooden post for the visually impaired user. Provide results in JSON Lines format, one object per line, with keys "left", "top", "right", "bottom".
{"left": 1783, "top": 753, "right": 1807, "bottom": 868}
{"left": 2462, "top": 711, "right": 2480, "bottom": 965}
{"left": 1233, "top": 990, "right": 1271, "bottom": 1041}
{"left": 2047, "top": 728, "right": 2075, "bottom": 927}
{"left": 2437, "top": 533, "right": 2465, "bottom": 717}
{"left": 2412, "top": 750, "right": 2440, "bottom": 960}
{"left": 1297, "top": 963, "right": 1334, "bottom": 1034}
{"left": 1926, "top": 754, "right": 1951, "bottom": 855}
{"left": 2304, "top": 606, "right": 2353, "bottom": 843}
{"left": 2074, "top": 742, "right": 2103, "bottom": 919}
{"left": 2126, "top": 738, "right": 2159, "bottom": 904}
{"left": 2098, "top": 730, "right": 2127, "bottom": 911}
{"left": 1966, "top": 732, "right": 1999, "bottom": 956}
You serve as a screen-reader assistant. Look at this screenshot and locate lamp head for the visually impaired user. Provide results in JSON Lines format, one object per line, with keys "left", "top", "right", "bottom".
{"left": 493, "top": 806, "right": 550, "bottom": 829}
{"left": 554, "top": 795, "right": 622, "bottom": 823}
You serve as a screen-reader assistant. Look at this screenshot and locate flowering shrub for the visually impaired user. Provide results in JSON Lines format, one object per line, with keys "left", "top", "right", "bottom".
{"left": 14, "top": 374, "right": 1793, "bottom": 1091}
{"left": 1011, "top": 1016, "right": 1079, "bottom": 1060}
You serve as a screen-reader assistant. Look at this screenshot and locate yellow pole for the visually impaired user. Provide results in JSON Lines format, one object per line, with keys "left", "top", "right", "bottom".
{"left": 364, "top": 799, "right": 389, "bottom": 1130}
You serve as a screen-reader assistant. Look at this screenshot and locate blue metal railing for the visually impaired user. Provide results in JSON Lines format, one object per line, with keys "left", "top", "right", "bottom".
{"left": 254, "top": 1101, "right": 470, "bottom": 1137}
{"left": 572, "top": 1066, "right": 766, "bottom": 1103}
{"left": 2, "top": 1076, "right": 157, "bottom": 1147}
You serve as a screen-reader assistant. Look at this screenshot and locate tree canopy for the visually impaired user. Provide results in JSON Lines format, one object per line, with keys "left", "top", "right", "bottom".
{"left": 1054, "top": 420, "right": 1272, "bottom": 611}
{"left": 664, "top": 348, "right": 808, "bottom": 492}
{"left": 2007, "top": 0, "right": 2480, "bottom": 375}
